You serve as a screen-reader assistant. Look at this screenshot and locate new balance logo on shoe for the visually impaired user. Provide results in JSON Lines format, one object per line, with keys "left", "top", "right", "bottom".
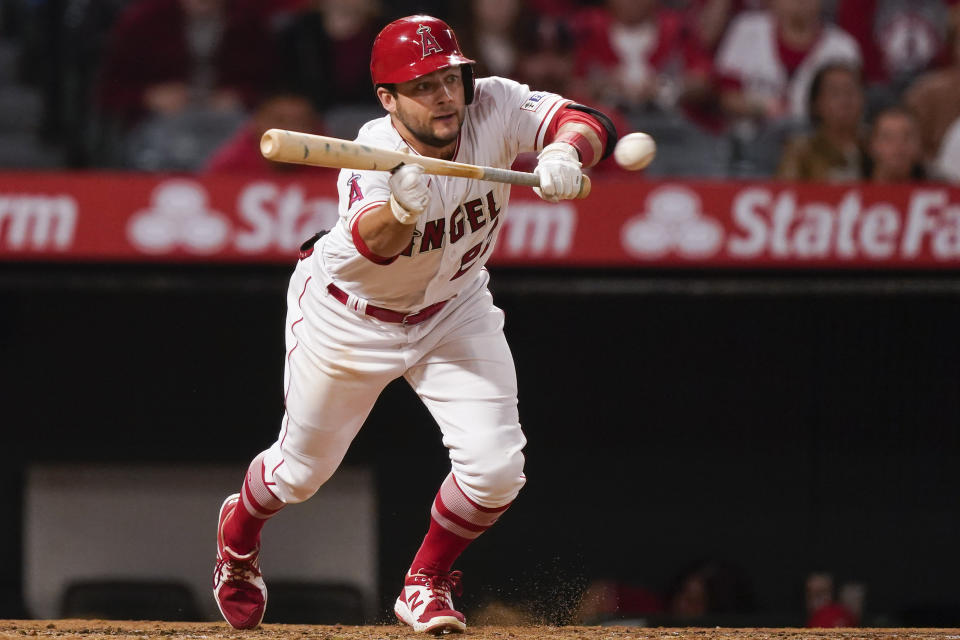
{"left": 394, "top": 569, "right": 466, "bottom": 633}
{"left": 213, "top": 494, "right": 268, "bottom": 629}
{"left": 407, "top": 590, "right": 425, "bottom": 613}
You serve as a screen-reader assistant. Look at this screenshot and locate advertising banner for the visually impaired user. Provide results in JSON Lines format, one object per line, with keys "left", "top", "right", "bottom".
{"left": 1, "top": 173, "right": 958, "bottom": 267}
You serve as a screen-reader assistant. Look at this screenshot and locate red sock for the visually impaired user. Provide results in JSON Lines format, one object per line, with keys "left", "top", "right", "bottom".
{"left": 411, "top": 518, "right": 473, "bottom": 574}
{"left": 410, "top": 473, "right": 511, "bottom": 574}
{"left": 223, "top": 451, "right": 285, "bottom": 553}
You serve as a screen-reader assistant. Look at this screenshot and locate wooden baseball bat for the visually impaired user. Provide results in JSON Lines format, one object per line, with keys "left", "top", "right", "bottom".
{"left": 259, "top": 128, "right": 591, "bottom": 199}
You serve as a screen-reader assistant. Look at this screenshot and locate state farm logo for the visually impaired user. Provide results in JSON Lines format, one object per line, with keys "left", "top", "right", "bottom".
{"left": 0, "top": 194, "right": 77, "bottom": 250}
{"left": 125, "top": 179, "right": 340, "bottom": 255}
{"left": 499, "top": 201, "right": 575, "bottom": 256}
{"left": 728, "top": 188, "right": 960, "bottom": 259}
{"left": 128, "top": 180, "right": 229, "bottom": 253}
{"left": 621, "top": 186, "right": 724, "bottom": 258}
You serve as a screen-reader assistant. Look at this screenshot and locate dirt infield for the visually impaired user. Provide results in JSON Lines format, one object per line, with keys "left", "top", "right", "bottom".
{"left": 0, "top": 621, "right": 957, "bottom": 640}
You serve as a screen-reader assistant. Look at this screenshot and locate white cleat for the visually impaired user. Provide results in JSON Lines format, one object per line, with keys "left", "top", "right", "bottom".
{"left": 394, "top": 569, "right": 466, "bottom": 633}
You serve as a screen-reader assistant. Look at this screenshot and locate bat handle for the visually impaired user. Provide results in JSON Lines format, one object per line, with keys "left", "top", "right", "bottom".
{"left": 480, "top": 167, "right": 592, "bottom": 199}
{"left": 577, "top": 175, "right": 592, "bottom": 199}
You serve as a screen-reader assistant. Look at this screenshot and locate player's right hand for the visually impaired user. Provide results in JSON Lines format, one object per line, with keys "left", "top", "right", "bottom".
{"left": 389, "top": 164, "right": 431, "bottom": 225}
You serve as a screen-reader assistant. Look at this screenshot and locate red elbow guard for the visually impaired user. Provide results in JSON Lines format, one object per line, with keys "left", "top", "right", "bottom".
{"left": 543, "top": 103, "right": 616, "bottom": 166}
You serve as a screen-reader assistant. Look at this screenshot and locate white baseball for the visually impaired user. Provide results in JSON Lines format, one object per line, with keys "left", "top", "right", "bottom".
{"left": 614, "top": 132, "right": 656, "bottom": 171}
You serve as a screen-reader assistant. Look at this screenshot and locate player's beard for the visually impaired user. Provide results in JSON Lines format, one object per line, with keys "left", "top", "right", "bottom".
{"left": 394, "top": 105, "right": 464, "bottom": 149}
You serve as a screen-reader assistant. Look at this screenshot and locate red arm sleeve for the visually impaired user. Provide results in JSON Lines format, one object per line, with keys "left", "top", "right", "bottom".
{"left": 542, "top": 105, "right": 613, "bottom": 167}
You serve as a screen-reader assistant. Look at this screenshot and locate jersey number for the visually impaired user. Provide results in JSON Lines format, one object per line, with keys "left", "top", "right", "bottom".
{"left": 450, "top": 217, "right": 500, "bottom": 280}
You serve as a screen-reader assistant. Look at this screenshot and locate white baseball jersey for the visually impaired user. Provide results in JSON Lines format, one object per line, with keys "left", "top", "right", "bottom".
{"left": 314, "top": 76, "right": 570, "bottom": 312}
{"left": 715, "top": 11, "right": 861, "bottom": 120}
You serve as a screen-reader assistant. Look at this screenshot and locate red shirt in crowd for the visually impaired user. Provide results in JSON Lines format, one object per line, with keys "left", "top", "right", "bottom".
{"left": 835, "top": 0, "right": 960, "bottom": 83}
{"left": 573, "top": 6, "right": 712, "bottom": 84}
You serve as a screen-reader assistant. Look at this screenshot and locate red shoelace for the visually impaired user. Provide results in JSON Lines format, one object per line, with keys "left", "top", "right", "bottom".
{"left": 215, "top": 553, "right": 261, "bottom": 587}
{"left": 419, "top": 569, "right": 463, "bottom": 605}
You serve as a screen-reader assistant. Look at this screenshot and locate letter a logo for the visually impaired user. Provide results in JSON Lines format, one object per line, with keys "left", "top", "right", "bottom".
{"left": 347, "top": 173, "right": 363, "bottom": 207}
{"left": 417, "top": 24, "right": 443, "bottom": 58}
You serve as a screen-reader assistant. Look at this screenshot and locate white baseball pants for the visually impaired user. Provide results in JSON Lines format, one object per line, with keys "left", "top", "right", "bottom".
{"left": 258, "top": 256, "right": 527, "bottom": 509}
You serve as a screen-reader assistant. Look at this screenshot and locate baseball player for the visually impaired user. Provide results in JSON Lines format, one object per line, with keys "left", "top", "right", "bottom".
{"left": 212, "top": 15, "right": 617, "bottom": 633}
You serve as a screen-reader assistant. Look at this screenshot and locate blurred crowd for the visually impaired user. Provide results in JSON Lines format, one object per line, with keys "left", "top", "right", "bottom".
{"left": 568, "top": 566, "right": 866, "bottom": 628}
{"left": 1, "top": 0, "right": 959, "bottom": 182}
{"left": 467, "top": 562, "right": 868, "bottom": 628}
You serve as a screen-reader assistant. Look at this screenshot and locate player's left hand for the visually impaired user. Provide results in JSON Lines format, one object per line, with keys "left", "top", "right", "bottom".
{"left": 534, "top": 142, "right": 583, "bottom": 202}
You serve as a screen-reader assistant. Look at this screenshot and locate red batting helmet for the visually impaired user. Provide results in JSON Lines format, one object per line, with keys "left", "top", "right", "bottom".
{"left": 370, "top": 15, "right": 476, "bottom": 103}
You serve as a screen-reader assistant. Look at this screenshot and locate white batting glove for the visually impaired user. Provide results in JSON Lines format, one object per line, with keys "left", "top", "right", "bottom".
{"left": 533, "top": 142, "right": 583, "bottom": 202}
{"left": 388, "top": 164, "right": 430, "bottom": 225}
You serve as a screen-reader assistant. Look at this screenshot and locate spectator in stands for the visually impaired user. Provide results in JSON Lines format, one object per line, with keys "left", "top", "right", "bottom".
{"left": 904, "top": 25, "right": 960, "bottom": 165}
{"left": 573, "top": 559, "right": 753, "bottom": 625}
{"left": 451, "top": 0, "right": 532, "bottom": 79}
{"left": 572, "top": 0, "right": 715, "bottom": 117}
{"left": 204, "top": 92, "right": 324, "bottom": 174}
{"left": 666, "top": 558, "right": 754, "bottom": 621}
{"left": 527, "top": 0, "right": 579, "bottom": 18}
{"left": 508, "top": 15, "right": 632, "bottom": 176}
{"left": 512, "top": 15, "right": 578, "bottom": 96}
{"left": 96, "top": 0, "right": 275, "bottom": 129}
{"left": 777, "top": 62, "right": 866, "bottom": 182}
{"left": 864, "top": 107, "right": 925, "bottom": 183}
{"left": 714, "top": 0, "right": 861, "bottom": 126}
{"left": 834, "top": 0, "right": 958, "bottom": 94}
{"left": 933, "top": 115, "right": 960, "bottom": 183}
{"left": 804, "top": 572, "right": 860, "bottom": 628}
{"left": 275, "top": 0, "right": 382, "bottom": 114}
{"left": 686, "top": 0, "right": 767, "bottom": 54}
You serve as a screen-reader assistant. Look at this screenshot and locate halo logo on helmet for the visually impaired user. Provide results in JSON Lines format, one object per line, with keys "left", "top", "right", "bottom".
{"left": 417, "top": 24, "right": 444, "bottom": 58}
{"left": 370, "top": 15, "right": 477, "bottom": 104}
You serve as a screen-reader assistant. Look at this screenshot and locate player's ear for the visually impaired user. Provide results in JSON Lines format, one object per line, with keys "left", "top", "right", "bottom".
{"left": 376, "top": 86, "right": 397, "bottom": 113}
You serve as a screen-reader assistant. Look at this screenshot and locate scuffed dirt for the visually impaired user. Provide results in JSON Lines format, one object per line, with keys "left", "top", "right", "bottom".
{"left": 0, "top": 621, "right": 957, "bottom": 640}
